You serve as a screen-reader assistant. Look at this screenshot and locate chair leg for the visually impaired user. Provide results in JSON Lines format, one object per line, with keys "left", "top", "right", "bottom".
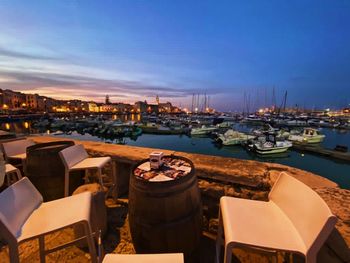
{"left": 83, "top": 222, "right": 98, "bottom": 263}
{"left": 216, "top": 209, "right": 224, "bottom": 263}
{"left": 39, "top": 235, "right": 46, "bottom": 263}
{"left": 8, "top": 243, "right": 20, "bottom": 263}
{"left": 22, "top": 159, "right": 27, "bottom": 176}
{"left": 15, "top": 169, "right": 22, "bottom": 180}
{"left": 84, "top": 169, "right": 88, "bottom": 184}
{"left": 111, "top": 160, "right": 118, "bottom": 200}
{"left": 6, "top": 173, "right": 11, "bottom": 186}
{"left": 97, "top": 168, "right": 104, "bottom": 188}
{"left": 224, "top": 242, "right": 234, "bottom": 263}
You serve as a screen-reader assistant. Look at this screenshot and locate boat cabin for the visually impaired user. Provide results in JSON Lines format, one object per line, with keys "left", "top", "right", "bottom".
{"left": 304, "top": 128, "right": 319, "bottom": 136}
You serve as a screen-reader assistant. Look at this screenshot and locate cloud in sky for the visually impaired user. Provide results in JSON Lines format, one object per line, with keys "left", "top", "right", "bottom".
{"left": 0, "top": 47, "right": 60, "bottom": 61}
{"left": 0, "top": 45, "right": 219, "bottom": 105}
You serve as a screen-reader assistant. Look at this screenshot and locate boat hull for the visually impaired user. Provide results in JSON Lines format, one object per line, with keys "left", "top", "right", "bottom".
{"left": 255, "top": 146, "right": 290, "bottom": 154}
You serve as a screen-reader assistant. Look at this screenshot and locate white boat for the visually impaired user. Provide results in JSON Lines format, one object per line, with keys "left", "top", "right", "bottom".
{"left": 247, "top": 135, "right": 292, "bottom": 154}
{"left": 252, "top": 124, "right": 277, "bottom": 136}
{"left": 288, "top": 128, "right": 325, "bottom": 144}
{"left": 242, "top": 114, "right": 264, "bottom": 124}
{"left": 217, "top": 130, "right": 255, "bottom": 146}
{"left": 318, "top": 120, "right": 340, "bottom": 128}
{"left": 286, "top": 119, "right": 308, "bottom": 127}
{"left": 190, "top": 125, "right": 217, "bottom": 135}
{"left": 276, "top": 129, "right": 290, "bottom": 139}
{"left": 216, "top": 121, "right": 234, "bottom": 128}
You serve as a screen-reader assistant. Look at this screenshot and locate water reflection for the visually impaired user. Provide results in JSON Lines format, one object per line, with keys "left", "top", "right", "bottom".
{"left": 1, "top": 116, "right": 349, "bottom": 189}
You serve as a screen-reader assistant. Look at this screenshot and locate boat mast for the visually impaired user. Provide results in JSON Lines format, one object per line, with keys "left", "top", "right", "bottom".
{"left": 272, "top": 86, "right": 276, "bottom": 113}
{"left": 191, "top": 94, "right": 194, "bottom": 113}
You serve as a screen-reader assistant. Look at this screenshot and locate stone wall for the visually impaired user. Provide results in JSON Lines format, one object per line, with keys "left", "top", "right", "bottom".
{"left": 29, "top": 136, "right": 350, "bottom": 262}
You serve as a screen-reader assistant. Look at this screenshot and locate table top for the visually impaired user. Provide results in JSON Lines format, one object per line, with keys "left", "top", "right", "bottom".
{"left": 133, "top": 156, "right": 192, "bottom": 182}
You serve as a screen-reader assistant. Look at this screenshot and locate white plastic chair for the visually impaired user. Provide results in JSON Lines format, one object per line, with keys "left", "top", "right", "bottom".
{"left": 2, "top": 164, "right": 22, "bottom": 186}
{"left": 2, "top": 139, "right": 35, "bottom": 167}
{"left": 59, "top": 144, "right": 112, "bottom": 196}
{"left": 216, "top": 172, "right": 337, "bottom": 263}
{"left": 0, "top": 177, "right": 97, "bottom": 263}
{"left": 102, "top": 253, "right": 184, "bottom": 263}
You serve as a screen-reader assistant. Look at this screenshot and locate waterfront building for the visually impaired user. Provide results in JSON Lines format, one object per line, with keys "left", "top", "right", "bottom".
{"left": 134, "top": 101, "right": 148, "bottom": 113}
{"left": 99, "top": 104, "right": 118, "bottom": 112}
{"left": 88, "top": 102, "right": 100, "bottom": 112}
{"left": 0, "top": 89, "right": 26, "bottom": 110}
{"left": 147, "top": 104, "right": 159, "bottom": 113}
{"left": 25, "top": 93, "right": 41, "bottom": 110}
{"left": 159, "top": 102, "right": 172, "bottom": 113}
{"left": 115, "top": 103, "right": 133, "bottom": 113}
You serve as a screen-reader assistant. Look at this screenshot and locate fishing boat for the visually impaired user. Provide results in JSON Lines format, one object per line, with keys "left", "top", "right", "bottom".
{"left": 288, "top": 128, "right": 325, "bottom": 144}
{"left": 190, "top": 125, "right": 217, "bottom": 136}
{"left": 217, "top": 129, "right": 255, "bottom": 146}
{"left": 247, "top": 134, "right": 292, "bottom": 155}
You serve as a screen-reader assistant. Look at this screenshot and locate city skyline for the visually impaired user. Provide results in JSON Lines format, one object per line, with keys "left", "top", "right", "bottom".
{"left": 0, "top": 0, "right": 350, "bottom": 111}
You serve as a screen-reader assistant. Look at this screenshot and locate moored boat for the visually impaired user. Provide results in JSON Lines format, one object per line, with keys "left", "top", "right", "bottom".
{"left": 217, "top": 129, "right": 255, "bottom": 146}
{"left": 246, "top": 134, "right": 292, "bottom": 155}
{"left": 190, "top": 125, "right": 217, "bottom": 136}
{"left": 288, "top": 128, "right": 325, "bottom": 144}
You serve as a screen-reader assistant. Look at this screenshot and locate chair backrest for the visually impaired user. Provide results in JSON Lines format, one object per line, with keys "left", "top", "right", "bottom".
{"left": 269, "top": 172, "right": 337, "bottom": 256}
{"left": 2, "top": 139, "right": 35, "bottom": 159}
{"left": 0, "top": 177, "right": 43, "bottom": 241}
{"left": 59, "top": 144, "right": 88, "bottom": 170}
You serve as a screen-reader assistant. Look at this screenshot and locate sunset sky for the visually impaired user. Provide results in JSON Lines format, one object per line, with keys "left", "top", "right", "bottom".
{"left": 0, "top": 0, "right": 349, "bottom": 111}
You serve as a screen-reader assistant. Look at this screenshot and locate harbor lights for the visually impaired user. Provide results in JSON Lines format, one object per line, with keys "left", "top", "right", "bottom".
{"left": 195, "top": 107, "right": 198, "bottom": 113}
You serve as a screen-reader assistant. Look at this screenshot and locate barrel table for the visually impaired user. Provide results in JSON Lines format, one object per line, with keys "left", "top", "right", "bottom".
{"left": 26, "top": 141, "right": 84, "bottom": 201}
{"left": 128, "top": 155, "right": 202, "bottom": 258}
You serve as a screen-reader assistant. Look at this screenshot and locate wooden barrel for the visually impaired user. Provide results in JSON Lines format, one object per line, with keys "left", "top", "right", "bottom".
{"left": 26, "top": 141, "right": 84, "bottom": 201}
{"left": 128, "top": 156, "right": 202, "bottom": 256}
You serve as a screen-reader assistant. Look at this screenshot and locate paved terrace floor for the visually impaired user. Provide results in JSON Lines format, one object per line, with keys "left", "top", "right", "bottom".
{"left": 0, "top": 136, "right": 349, "bottom": 262}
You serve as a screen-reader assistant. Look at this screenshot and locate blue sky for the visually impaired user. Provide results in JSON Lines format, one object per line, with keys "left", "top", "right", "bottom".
{"left": 0, "top": 0, "right": 349, "bottom": 111}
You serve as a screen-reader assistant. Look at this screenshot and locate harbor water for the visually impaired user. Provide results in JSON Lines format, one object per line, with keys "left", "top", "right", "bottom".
{"left": 1, "top": 120, "right": 350, "bottom": 189}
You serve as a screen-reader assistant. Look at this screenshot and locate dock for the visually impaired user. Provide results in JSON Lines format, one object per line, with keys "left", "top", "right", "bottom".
{"left": 292, "top": 143, "right": 350, "bottom": 163}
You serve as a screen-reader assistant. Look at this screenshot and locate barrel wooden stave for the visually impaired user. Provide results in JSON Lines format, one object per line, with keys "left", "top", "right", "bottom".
{"left": 26, "top": 141, "right": 84, "bottom": 200}
{"left": 128, "top": 156, "right": 202, "bottom": 255}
